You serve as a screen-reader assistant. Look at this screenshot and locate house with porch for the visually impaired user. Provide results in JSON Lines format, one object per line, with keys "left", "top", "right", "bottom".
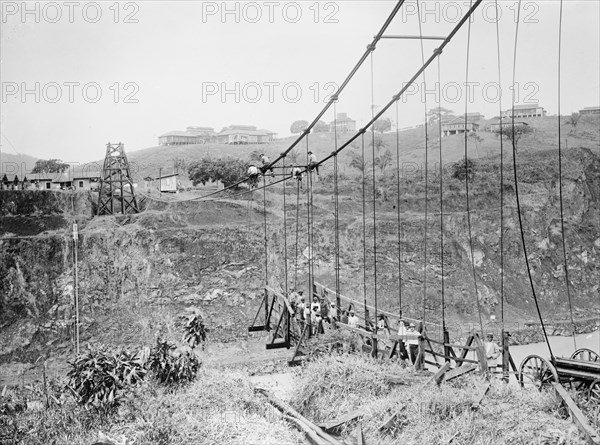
{"left": 502, "top": 103, "right": 546, "bottom": 118}
{"left": 216, "top": 125, "right": 276, "bottom": 144}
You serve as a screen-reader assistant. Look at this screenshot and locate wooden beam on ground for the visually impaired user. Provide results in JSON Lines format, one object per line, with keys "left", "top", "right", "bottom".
{"left": 426, "top": 362, "right": 452, "bottom": 386}
{"left": 441, "top": 364, "right": 478, "bottom": 383}
{"left": 471, "top": 383, "right": 490, "bottom": 411}
{"left": 255, "top": 388, "right": 345, "bottom": 445}
{"left": 379, "top": 405, "right": 406, "bottom": 431}
{"left": 317, "top": 407, "right": 366, "bottom": 431}
{"left": 552, "top": 383, "right": 600, "bottom": 445}
{"left": 355, "top": 424, "right": 364, "bottom": 445}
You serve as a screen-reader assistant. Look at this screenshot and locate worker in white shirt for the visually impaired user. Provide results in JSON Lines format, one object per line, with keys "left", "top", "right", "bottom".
{"left": 406, "top": 322, "right": 421, "bottom": 365}
{"left": 396, "top": 320, "right": 409, "bottom": 361}
{"left": 348, "top": 311, "right": 359, "bottom": 329}
{"left": 307, "top": 151, "right": 319, "bottom": 177}
{"left": 485, "top": 333, "right": 501, "bottom": 374}
{"left": 259, "top": 153, "right": 274, "bottom": 177}
{"left": 329, "top": 302, "right": 338, "bottom": 322}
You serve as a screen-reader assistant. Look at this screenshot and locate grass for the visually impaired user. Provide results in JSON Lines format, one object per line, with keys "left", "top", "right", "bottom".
{"left": 291, "top": 355, "right": 590, "bottom": 444}
{"left": 1, "top": 368, "right": 304, "bottom": 445}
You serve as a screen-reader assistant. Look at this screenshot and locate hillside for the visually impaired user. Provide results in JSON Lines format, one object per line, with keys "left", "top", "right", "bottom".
{"left": 0, "top": 115, "right": 598, "bottom": 444}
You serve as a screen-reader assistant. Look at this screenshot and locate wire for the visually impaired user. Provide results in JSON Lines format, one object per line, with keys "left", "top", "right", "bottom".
{"left": 395, "top": 101, "right": 402, "bottom": 318}
{"left": 556, "top": 0, "right": 577, "bottom": 350}
{"left": 361, "top": 133, "right": 369, "bottom": 324}
{"left": 510, "top": 0, "right": 554, "bottom": 359}
{"left": 333, "top": 102, "right": 341, "bottom": 309}
{"left": 462, "top": 0, "right": 485, "bottom": 338}
{"left": 283, "top": 156, "right": 289, "bottom": 298}
{"left": 262, "top": 175, "right": 268, "bottom": 288}
{"left": 417, "top": 0, "right": 429, "bottom": 324}
{"left": 370, "top": 51, "right": 379, "bottom": 333}
{"left": 437, "top": 56, "right": 446, "bottom": 336}
{"left": 494, "top": 0, "right": 506, "bottom": 351}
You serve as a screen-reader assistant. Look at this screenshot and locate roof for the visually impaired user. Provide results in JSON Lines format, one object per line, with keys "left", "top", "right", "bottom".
{"left": 218, "top": 128, "right": 274, "bottom": 136}
{"left": 159, "top": 130, "right": 199, "bottom": 138}
{"left": 443, "top": 116, "right": 481, "bottom": 125}
{"left": 581, "top": 106, "right": 600, "bottom": 110}
{"left": 509, "top": 104, "right": 543, "bottom": 110}
{"left": 490, "top": 119, "right": 529, "bottom": 126}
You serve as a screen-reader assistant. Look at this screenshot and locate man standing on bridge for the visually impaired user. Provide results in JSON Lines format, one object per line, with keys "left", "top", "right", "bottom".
{"left": 485, "top": 333, "right": 501, "bottom": 374}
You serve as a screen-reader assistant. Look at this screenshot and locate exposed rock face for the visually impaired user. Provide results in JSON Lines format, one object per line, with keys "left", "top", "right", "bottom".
{"left": 0, "top": 147, "right": 598, "bottom": 362}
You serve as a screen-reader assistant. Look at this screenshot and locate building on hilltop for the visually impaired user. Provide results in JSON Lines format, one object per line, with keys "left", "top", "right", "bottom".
{"left": 329, "top": 113, "right": 356, "bottom": 133}
{"left": 216, "top": 125, "right": 276, "bottom": 144}
{"left": 579, "top": 106, "right": 600, "bottom": 115}
{"left": 158, "top": 127, "right": 215, "bottom": 146}
{"left": 441, "top": 113, "right": 482, "bottom": 136}
{"left": 501, "top": 103, "right": 546, "bottom": 118}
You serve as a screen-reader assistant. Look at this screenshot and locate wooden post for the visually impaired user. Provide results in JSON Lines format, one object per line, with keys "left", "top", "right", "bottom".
{"left": 443, "top": 328, "right": 451, "bottom": 363}
{"left": 502, "top": 330, "right": 510, "bottom": 383}
{"left": 474, "top": 333, "right": 488, "bottom": 373}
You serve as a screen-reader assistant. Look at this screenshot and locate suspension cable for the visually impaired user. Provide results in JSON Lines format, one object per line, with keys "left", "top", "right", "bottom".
{"left": 306, "top": 136, "right": 314, "bottom": 302}
{"left": 395, "top": 101, "right": 403, "bottom": 318}
{"left": 417, "top": 0, "right": 429, "bottom": 324}
{"left": 333, "top": 102, "right": 341, "bottom": 309}
{"left": 294, "top": 179, "right": 301, "bottom": 290}
{"left": 262, "top": 174, "right": 268, "bottom": 289}
{"left": 283, "top": 156, "right": 289, "bottom": 298}
{"left": 361, "top": 132, "right": 369, "bottom": 325}
{"left": 557, "top": 0, "right": 577, "bottom": 350}
{"left": 437, "top": 56, "right": 446, "bottom": 336}
{"left": 494, "top": 0, "right": 506, "bottom": 345}
{"left": 510, "top": 0, "right": 554, "bottom": 359}
{"left": 370, "top": 51, "right": 379, "bottom": 333}
{"left": 463, "top": 0, "right": 485, "bottom": 337}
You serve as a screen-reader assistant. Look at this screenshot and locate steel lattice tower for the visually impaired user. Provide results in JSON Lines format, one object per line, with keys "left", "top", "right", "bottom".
{"left": 97, "top": 142, "right": 139, "bottom": 215}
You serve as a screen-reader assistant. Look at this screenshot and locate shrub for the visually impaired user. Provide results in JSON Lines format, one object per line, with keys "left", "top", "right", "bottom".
{"left": 66, "top": 345, "right": 146, "bottom": 413}
{"left": 148, "top": 339, "right": 200, "bottom": 387}
{"left": 452, "top": 158, "right": 476, "bottom": 183}
{"left": 181, "top": 308, "right": 207, "bottom": 350}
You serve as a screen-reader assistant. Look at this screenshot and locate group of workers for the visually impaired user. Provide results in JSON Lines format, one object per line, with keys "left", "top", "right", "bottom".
{"left": 286, "top": 289, "right": 502, "bottom": 372}
{"left": 247, "top": 152, "right": 319, "bottom": 189}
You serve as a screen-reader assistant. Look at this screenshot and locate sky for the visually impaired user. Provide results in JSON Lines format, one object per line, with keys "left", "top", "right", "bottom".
{"left": 1, "top": 0, "right": 599, "bottom": 165}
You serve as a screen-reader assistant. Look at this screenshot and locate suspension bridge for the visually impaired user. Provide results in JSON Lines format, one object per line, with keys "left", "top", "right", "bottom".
{"left": 104, "top": 0, "right": 599, "bottom": 439}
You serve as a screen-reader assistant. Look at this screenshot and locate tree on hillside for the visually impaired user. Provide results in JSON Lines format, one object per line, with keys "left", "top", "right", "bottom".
{"left": 374, "top": 135, "right": 387, "bottom": 152}
{"left": 375, "top": 149, "right": 393, "bottom": 173}
{"left": 188, "top": 157, "right": 249, "bottom": 188}
{"left": 349, "top": 154, "right": 371, "bottom": 173}
{"left": 31, "top": 159, "right": 69, "bottom": 174}
{"left": 451, "top": 158, "right": 476, "bottom": 183}
{"left": 468, "top": 132, "right": 484, "bottom": 156}
{"left": 313, "top": 120, "right": 329, "bottom": 133}
{"left": 290, "top": 120, "right": 309, "bottom": 134}
{"left": 494, "top": 124, "right": 533, "bottom": 153}
{"left": 427, "top": 107, "right": 454, "bottom": 125}
{"left": 373, "top": 117, "right": 392, "bottom": 134}
{"left": 563, "top": 112, "right": 580, "bottom": 134}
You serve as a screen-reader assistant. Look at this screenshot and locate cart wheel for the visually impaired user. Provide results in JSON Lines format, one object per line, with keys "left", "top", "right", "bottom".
{"left": 588, "top": 379, "right": 600, "bottom": 404}
{"left": 519, "top": 355, "right": 558, "bottom": 390}
{"left": 570, "top": 348, "right": 600, "bottom": 363}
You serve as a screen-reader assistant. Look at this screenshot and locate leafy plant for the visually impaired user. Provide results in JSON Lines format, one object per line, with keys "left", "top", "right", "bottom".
{"left": 148, "top": 339, "right": 200, "bottom": 387}
{"left": 452, "top": 158, "right": 476, "bottom": 183}
{"left": 181, "top": 309, "right": 207, "bottom": 350}
{"left": 66, "top": 345, "right": 146, "bottom": 413}
{"left": 187, "top": 157, "right": 249, "bottom": 188}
